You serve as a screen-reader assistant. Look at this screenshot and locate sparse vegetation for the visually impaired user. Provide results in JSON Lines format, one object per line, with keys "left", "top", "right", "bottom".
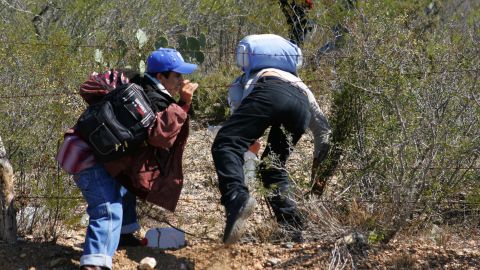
{"left": 0, "top": 0, "right": 479, "bottom": 269}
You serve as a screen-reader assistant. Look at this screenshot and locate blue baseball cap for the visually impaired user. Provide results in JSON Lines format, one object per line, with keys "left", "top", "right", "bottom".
{"left": 146, "top": 48, "right": 198, "bottom": 74}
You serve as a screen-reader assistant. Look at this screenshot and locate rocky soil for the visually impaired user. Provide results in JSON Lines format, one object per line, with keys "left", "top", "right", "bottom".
{"left": 1, "top": 228, "right": 479, "bottom": 269}
{"left": 1, "top": 123, "right": 479, "bottom": 269}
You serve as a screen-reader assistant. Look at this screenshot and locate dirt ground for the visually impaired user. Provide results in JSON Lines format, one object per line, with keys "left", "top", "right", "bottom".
{"left": 1, "top": 229, "right": 479, "bottom": 269}
{"left": 1, "top": 123, "right": 479, "bottom": 269}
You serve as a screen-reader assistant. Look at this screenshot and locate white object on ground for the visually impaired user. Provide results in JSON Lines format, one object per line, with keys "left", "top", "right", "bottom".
{"left": 143, "top": 227, "right": 186, "bottom": 249}
{"left": 138, "top": 257, "right": 157, "bottom": 270}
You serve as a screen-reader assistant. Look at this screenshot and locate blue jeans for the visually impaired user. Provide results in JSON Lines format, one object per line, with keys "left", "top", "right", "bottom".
{"left": 74, "top": 165, "right": 140, "bottom": 269}
{"left": 212, "top": 76, "right": 310, "bottom": 225}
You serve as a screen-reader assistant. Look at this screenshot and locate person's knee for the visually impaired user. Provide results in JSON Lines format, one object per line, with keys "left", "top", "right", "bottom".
{"left": 259, "top": 165, "right": 289, "bottom": 188}
{"left": 88, "top": 202, "right": 123, "bottom": 224}
{"left": 211, "top": 135, "right": 233, "bottom": 158}
{"left": 87, "top": 202, "right": 110, "bottom": 220}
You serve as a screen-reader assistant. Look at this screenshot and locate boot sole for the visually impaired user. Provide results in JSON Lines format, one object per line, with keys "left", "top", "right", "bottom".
{"left": 223, "top": 197, "right": 257, "bottom": 245}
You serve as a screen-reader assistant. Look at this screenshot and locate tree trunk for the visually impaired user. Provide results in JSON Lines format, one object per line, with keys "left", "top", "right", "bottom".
{"left": 0, "top": 135, "right": 16, "bottom": 244}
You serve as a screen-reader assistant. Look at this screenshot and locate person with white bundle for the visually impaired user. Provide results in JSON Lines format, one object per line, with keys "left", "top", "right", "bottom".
{"left": 211, "top": 34, "right": 331, "bottom": 244}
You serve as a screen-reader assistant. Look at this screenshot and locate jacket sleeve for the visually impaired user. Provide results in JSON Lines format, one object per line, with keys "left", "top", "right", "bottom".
{"left": 147, "top": 103, "right": 188, "bottom": 149}
{"left": 304, "top": 87, "right": 331, "bottom": 159}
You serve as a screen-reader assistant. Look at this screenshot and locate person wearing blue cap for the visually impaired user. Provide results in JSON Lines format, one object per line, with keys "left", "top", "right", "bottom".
{"left": 59, "top": 48, "right": 199, "bottom": 270}
{"left": 142, "top": 48, "right": 199, "bottom": 113}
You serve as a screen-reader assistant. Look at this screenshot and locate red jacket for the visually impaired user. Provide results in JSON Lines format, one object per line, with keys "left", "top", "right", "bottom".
{"left": 59, "top": 70, "right": 190, "bottom": 211}
{"left": 104, "top": 104, "right": 189, "bottom": 212}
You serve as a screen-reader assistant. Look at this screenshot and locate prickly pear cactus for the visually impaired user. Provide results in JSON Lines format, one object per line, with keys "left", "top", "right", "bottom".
{"left": 177, "top": 34, "right": 205, "bottom": 64}
{"left": 155, "top": 36, "right": 169, "bottom": 49}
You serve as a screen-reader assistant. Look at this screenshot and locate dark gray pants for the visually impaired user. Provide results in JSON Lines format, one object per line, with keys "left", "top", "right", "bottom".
{"left": 212, "top": 76, "right": 310, "bottom": 227}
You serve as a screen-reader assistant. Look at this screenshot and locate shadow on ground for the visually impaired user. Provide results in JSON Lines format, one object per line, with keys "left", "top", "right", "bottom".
{"left": 0, "top": 240, "right": 195, "bottom": 270}
{"left": 120, "top": 246, "right": 194, "bottom": 270}
{"left": 0, "top": 240, "right": 82, "bottom": 269}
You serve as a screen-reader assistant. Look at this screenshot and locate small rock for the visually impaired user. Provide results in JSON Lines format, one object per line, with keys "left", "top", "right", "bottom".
{"left": 282, "top": 242, "right": 294, "bottom": 249}
{"left": 178, "top": 262, "right": 188, "bottom": 270}
{"left": 80, "top": 214, "right": 90, "bottom": 226}
{"left": 253, "top": 262, "right": 263, "bottom": 269}
{"left": 340, "top": 232, "right": 367, "bottom": 248}
{"left": 138, "top": 257, "right": 156, "bottom": 270}
{"left": 20, "top": 253, "right": 27, "bottom": 258}
{"left": 429, "top": 224, "right": 444, "bottom": 244}
{"left": 267, "top": 257, "right": 281, "bottom": 266}
{"left": 179, "top": 260, "right": 194, "bottom": 270}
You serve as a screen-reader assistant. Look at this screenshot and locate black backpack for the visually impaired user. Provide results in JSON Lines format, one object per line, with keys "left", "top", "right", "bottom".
{"left": 76, "top": 83, "right": 155, "bottom": 162}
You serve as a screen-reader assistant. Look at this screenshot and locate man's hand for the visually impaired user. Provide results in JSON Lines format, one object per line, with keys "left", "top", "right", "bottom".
{"left": 248, "top": 140, "right": 261, "bottom": 155}
{"left": 179, "top": 80, "right": 199, "bottom": 105}
{"left": 310, "top": 157, "right": 328, "bottom": 196}
{"left": 310, "top": 143, "right": 331, "bottom": 196}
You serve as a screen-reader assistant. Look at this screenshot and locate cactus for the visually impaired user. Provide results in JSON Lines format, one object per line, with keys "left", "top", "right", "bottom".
{"left": 136, "top": 29, "right": 148, "bottom": 49}
{"left": 139, "top": 60, "right": 146, "bottom": 74}
{"left": 93, "top": 31, "right": 204, "bottom": 71}
{"left": 155, "top": 36, "right": 169, "bottom": 49}
{"left": 116, "top": 39, "right": 128, "bottom": 58}
{"left": 198, "top": 33, "right": 206, "bottom": 48}
{"left": 94, "top": 49, "right": 105, "bottom": 66}
{"left": 177, "top": 34, "right": 205, "bottom": 64}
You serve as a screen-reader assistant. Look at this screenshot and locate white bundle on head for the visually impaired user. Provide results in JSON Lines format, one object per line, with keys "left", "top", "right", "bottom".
{"left": 235, "top": 34, "right": 303, "bottom": 77}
